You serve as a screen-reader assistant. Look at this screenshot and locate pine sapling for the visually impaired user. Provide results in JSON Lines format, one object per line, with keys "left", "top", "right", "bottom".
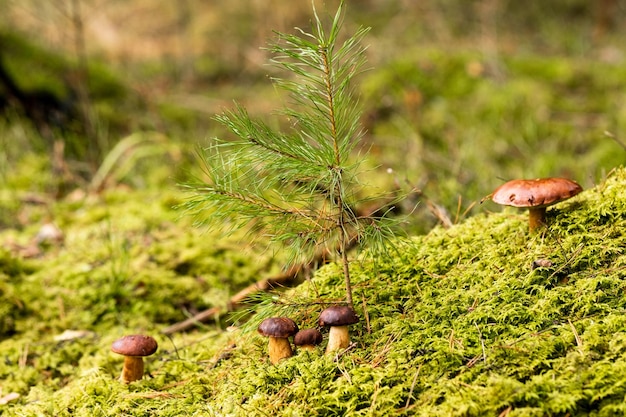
{"left": 182, "top": 2, "right": 398, "bottom": 308}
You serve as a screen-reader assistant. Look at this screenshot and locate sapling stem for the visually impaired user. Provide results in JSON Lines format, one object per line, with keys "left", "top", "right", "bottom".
{"left": 320, "top": 38, "right": 354, "bottom": 306}
{"left": 340, "top": 239, "right": 353, "bottom": 307}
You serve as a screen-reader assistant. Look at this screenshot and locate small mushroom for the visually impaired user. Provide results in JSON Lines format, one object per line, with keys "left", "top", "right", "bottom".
{"left": 294, "top": 328, "right": 323, "bottom": 352}
{"left": 491, "top": 177, "right": 582, "bottom": 232}
{"left": 258, "top": 317, "right": 299, "bottom": 364}
{"left": 111, "top": 335, "right": 158, "bottom": 383}
{"left": 319, "top": 306, "right": 359, "bottom": 354}
{"left": 35, "top": 223, "right": 64, "bottom": 246}
{"left": 531, "top": 259, "right": 553, "bottom": 270}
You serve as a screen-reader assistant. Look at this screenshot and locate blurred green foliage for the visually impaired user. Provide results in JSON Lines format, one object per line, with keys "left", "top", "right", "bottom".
{"left": 1, "top": 1, "right": 624, "bottom": 232}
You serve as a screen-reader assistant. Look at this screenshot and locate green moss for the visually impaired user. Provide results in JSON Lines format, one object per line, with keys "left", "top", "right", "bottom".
{"left": 0, "top": 183, "right": 285, "bottom": 413}
{"left": 2, "top": 166, "right": 624, "bottom": 415}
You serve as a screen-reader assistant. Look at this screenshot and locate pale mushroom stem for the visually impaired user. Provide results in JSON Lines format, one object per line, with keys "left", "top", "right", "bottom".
{"left": 528, "top": 207, "right": 547, "bottom": 232}
{"left": 326, "top": 325, "right": 350, "bottom": 353}
{"left": 268, "top": 336, "right": 293, "bottom": 364}
{"left": 120, "top": 356, "right": 144, "bottom": 383}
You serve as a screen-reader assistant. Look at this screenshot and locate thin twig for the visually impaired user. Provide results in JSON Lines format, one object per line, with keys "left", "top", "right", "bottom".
{"left": 475, "top": 322, "right": 487, "bottom": 365}
{"left": 161, "top": 263, "right": 306, "bottom": 335}
{"left": 605, "top": 130, "right": 626, "bottom": 151}
{"left": 162, "top": 197, "right": 397, "bottom": 335}
{"left": 498, "top": 406, "right": 513, "bottom": 417}
{"left": 332, "top": 341, "right": 358, "bottom": 362}
{"left": 404, "top": 363, "right": 422, "bottom": 409}
{"left": 361, "top": 290, "right": 371, "bottom": 335}
{"left": 568, "top": 318, "right": 584, "bottom": 355}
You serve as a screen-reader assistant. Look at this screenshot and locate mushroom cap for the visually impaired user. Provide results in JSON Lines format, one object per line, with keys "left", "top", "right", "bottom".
{"left": 294, "top": 328, "right": 323, "bottom": 346}
{"left": 491, "top": 178, "right": 582, "bottom": 209}
{"left": 258, "top": 317, "right": 299, "bottom": 338}
{"left": 111, "top": 335, "right": 158, "bottom": 357}
{"left": 319, "top": 306, "right": 359, "bottom": 327}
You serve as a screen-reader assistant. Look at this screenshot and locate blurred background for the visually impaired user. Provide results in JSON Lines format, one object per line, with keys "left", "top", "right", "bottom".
{"left": 1, "top": 0, "right": 625, "bottom": 233}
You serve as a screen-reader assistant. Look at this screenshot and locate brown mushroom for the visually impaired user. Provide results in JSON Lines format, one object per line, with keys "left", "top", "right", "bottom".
{"left": 111, "top": 335, "right": 158, "bottom": 383}
{"left": 294, "top": 328, "right": 323, "bottom": 352}
{"left": 258, "top": 317, "right": 299, "bottom": 364}
{"left": 491, "top": 177, "right": 582, "bottom": 232}
{"left": 319, "top": 306, "right": 359, "bottom": 354}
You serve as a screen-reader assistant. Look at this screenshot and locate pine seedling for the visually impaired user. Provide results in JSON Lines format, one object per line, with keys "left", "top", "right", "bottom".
{"left": 182, "top": 2, "right": 399, "bottom": 308}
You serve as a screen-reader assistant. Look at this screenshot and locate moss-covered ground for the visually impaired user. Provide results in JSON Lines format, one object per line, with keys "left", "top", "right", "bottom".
{"left": 1, "top": 2, "right": 626, "bottom": 415}
{"left": 1, "top": 164, "right": 625, "bottom": 415}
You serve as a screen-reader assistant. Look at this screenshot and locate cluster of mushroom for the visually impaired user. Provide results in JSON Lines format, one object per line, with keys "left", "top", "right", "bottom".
{"left": 108, "top": 306, "right": 359, "bottom": 381}
{"left": 107, "top": 178, "right": 582, "bottom": 381}
{"left": 258, "top": 305, "right": 359, "bottom": 364}
{"left": 105, "top": 179, "right": 579, "bottom": 382}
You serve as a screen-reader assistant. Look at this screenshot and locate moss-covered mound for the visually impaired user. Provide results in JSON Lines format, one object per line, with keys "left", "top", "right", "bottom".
{"left": 0, "top": 187, "right": 283, "bottom": 414}
{"left": 2, "top": 167, "right": 626, "bottom": 416}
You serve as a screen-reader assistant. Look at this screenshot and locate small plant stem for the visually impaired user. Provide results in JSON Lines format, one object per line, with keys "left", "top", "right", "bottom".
{"left": 341, "top": 239, "right": 353, "bottom": 307}
{"left": 475, "top": 322, "right": 487, "bottom": 365}
{"left": 321, "top": 48, "right": 340, "bottom": 162}
{"left": 568, "top": 319, "right": 584, "bottom": 356}
{"left": 361, "top": 290, "right": 371, "bottom": 334}
{"left": 321, "top": 37, "right": 353, "bottom": 307}
{"left": 404, "top": 363, "right": 422, "bottom": 409}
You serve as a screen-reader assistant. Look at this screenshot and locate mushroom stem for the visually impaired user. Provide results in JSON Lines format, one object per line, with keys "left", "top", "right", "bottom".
{"left": 268, "top": 336, "right": 293, "bottom": 364}
{"left": 298, "top": 345, "right": 317, "bottom": 352}
{"left": 326, "top": 325, "right": 350, "bottom": 353}
{"left": 528, "top": 207, "right": 547, "bottom": 232}
{"left": 120, "top": 356, "right": 144, "bottom": 383}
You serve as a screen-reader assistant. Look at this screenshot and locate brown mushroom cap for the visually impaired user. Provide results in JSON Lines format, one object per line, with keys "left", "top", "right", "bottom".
{"left": 491, "top": 178, "right": 582, "bottom": 209}
{"left": 111, "top": 335, "right": 158, "bottom": 357}
{"left": 319, "top": 306, "right": 359, "bottom": 327}
{"left": 294, "top": 328, "right": 323, "bottom": 347}
{"left": 258, "top": 317, "right": 299, "bottom": 338}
